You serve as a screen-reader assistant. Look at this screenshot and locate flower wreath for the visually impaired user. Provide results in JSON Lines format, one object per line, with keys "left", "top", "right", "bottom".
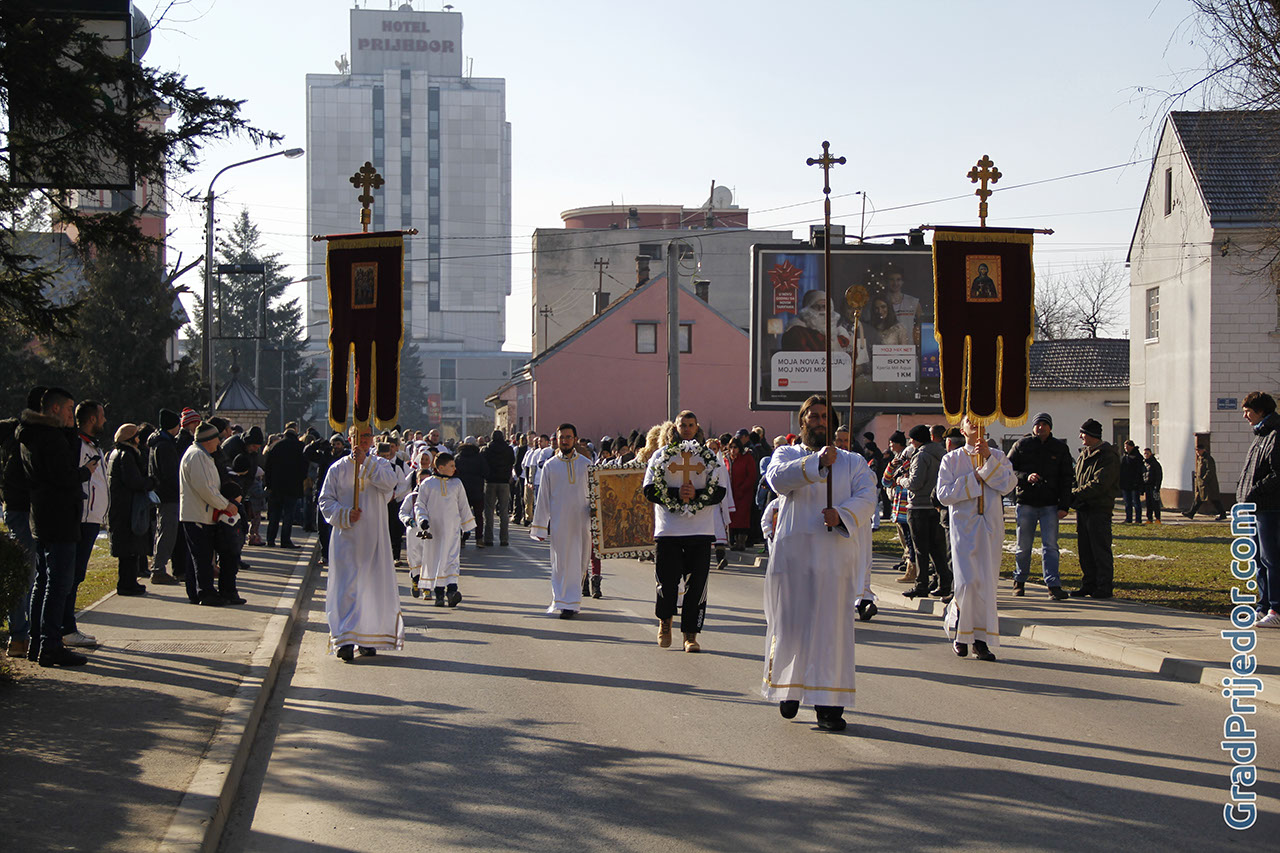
{"left": 652, "top": 440, "right": 721, "bottom": 517}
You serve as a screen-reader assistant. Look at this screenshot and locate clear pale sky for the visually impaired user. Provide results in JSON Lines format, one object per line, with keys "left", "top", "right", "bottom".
{"left": 147, "top": 0, "right": 1211, "bottom": 350}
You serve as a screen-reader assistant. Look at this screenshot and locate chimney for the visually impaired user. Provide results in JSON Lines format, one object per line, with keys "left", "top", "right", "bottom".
{"left": 694, "top": 279, "right": 710, "bottom": 302}
{"left": 636, "top": 255, "right": 650, "bottom": 285}
{"left": 593, "top": 291, "right": 611, "bottom": 314}
{"left": 626, "top": 207, "right": 640, "bottom": 229}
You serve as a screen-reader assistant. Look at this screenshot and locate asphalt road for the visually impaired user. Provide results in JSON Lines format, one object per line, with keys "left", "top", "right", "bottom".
{"left": 222, "top": 534, "right": 1280, "bottom": 852}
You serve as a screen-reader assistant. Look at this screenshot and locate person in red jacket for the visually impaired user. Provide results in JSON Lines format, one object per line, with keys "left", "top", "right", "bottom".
{"left": 727, "top": 437, "right": 758, "bottom": 551}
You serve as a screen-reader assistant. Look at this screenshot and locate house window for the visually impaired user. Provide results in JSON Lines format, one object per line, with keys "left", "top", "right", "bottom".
{"left": 1145, "top": 287, "right": 1159, "bottom": 341}
{"left": 638, "top": 244, "right": 663, "bottom": 261}
{"left": 679, "top": 322, "right": 692, "bottom": 353}
{"left": 1112, "top": 418, "right": 1129, "bottom": 448}
{"left": 678, "top": 244, "right": 696, "bottom": 261}
{"left": 1146, "top": 403, "right": 1159, "bottom": 456}
{"left": 635, "top": 322, "right": 657, "bottom": 354}
{"left": 1163, "top": 168, "right": 1173, "bottom": 216}
{"left": 440, "top": 359, "right": 456, "bottom": 401}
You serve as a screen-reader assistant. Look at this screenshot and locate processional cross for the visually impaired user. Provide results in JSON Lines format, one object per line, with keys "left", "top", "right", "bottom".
{"left": 668, "top": 452, "right": 705, "bottom": 487}
{"left": 967, "top": 154, "right": 1001, "bottom": 228}
{"left": 349, "top": 161, "right": 385, "bottom": 233}
{"left": 806, "top": 141, "right": 846, "bottom": 522}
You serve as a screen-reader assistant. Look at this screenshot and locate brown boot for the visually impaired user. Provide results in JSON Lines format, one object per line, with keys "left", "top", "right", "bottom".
{"left": 683, "top": 632, "right": 701, "bottom": 653}
{"left": 657, "top": 618, "right": 672, "bottom": 648}
{"left": 896, "top": 562, "right": 918, "bottom": 584}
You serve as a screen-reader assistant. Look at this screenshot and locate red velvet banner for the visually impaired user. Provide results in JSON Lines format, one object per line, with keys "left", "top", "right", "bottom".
{"left": 325, "top": 232, "right": 404, "bottom": 432}
{"left": 932, "top": 227, "right": 1035, "bottom": 427}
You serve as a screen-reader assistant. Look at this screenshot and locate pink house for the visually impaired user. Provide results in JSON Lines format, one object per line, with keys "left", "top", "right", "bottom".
{"left": 489, "top": 274, "right": 792, "bottom": 441}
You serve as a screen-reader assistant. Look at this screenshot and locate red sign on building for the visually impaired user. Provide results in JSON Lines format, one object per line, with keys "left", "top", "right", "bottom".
{"left": 426, "top": 393, "right": 442, "bottom": 425}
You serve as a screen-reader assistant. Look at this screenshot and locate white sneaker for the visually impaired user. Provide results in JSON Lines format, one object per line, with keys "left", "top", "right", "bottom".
{"left": 63, "top": 630, "right": 98, "bottom": 647}
{"left": 1255, "top": 612, "right": 1280, "bottom": 628}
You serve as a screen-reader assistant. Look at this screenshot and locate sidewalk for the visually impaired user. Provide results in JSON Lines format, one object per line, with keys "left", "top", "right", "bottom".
{"left": 0, "top": 535, "right": 316, "bottom": 853}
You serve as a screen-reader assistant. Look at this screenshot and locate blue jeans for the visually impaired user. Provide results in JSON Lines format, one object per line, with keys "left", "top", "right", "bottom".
{"left": 3, "top": 508, "right": 37, "bottom": 640}
{"left": 32, "top": 540, "right": 77, "bottom": 653}
{"left": 1014, "top": 504, "right": 1061, "bottom": 587}
{"left": 1253, "top": 509, "right": 1280, "bottom": 614}
{"left": 1122, "top": 489, "right": 1143, "bottom": 523}
{"left": 64, "top": 522, "right": 100, "bottom": 636}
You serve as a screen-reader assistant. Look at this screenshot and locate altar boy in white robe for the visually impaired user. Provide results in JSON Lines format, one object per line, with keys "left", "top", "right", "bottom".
{"left": 935, "top": 416, "right": 1018, "bottom": 662}
{"left": 763, "top": 395, "right": 877, "bottom": 732}
{"left": 319, "top": 426, "right": 405, "bottom": 662}
{"left": 531, "top": 423, "right": 591, "bottom": 619}
{"left": 415, "top": 452, "right": 475, "bottom": 607}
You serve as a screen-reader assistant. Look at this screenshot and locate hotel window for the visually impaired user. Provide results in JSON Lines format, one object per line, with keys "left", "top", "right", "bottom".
{"left": 1146, "top": 403, "right": 1159, "bottom": 456}
{"left": 440, "top": 359, "right": 457, "bottom": 401}
{"left": 638, "top": 244, "right": 663, "bottom": 261}
{"left": 679, "top": 322, "right": 692, "bottom": 353}
{"left": 635, "top": 323, "right": 657, "bottom": 354}
{"left": 1145, "top": 287, "right": 1159, "bottom": 341}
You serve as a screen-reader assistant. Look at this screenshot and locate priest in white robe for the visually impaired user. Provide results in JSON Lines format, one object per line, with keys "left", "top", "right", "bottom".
{"left": 319, "top": 426, "right": 405, "bottom": 662}
{"left": 531, "top": 423, "right": 591, "bottom": 618}
{"left": 763, "top": 396, "right": 877, "bottom": 732}
{"left": 935, "top": 416, "right": 1018, "bottom": 662}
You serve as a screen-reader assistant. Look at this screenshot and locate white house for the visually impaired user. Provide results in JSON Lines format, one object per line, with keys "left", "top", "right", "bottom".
{"left": 1128, "top": 111, "right": 1280, "bottom": 507}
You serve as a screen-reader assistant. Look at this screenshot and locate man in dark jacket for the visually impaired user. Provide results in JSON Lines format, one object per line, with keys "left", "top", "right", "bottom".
{"left": 454, "top": 437, "right": 490, "bottom": 547}
{"left": 899, "top": 424, "right": 950, "bottom": 599}
{"left": 481, "top": 429, "right": 515, "bottom": 546}
{"left": 148, "top": 409, "right": 184, "bottom": 584}
{"left": 1142, "top": 448, "right": 1164, "bottom": 522}
{"left": 263, "top": 427, "right": 307, "bottom": 548}
{"left": 1184, "top": 442, "right": 1227, "bottom": 520}
{"left": 1007, "top": 412, "right": 1074, "bottom": 600}
{"left": 304, "top": 432, "right": 346, "bottom": 563}
{"left": 1118, "top": 440, "right": 1145, "bottom": 524}
{"left": 2, "top": 386, "right": 45, "bottom": 659}
{"left": 18, "top": 387, "right": 93, "bottom": 666}
{"left": 1069, "top": 418, "right": 1121, "bottom": 599}
{"left": 1239, "top": 392, "right": 1280, "bottom": 626}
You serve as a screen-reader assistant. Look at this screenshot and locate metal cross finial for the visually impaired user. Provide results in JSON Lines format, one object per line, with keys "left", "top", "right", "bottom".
{"left": 967, "top": 154, "right": 1002, "bottom": 227}
{"left": 349, "top": 161, "right": 385, "bottom": 232}
{"left": 807, "top": 141, "right": 846, "bottom": 195}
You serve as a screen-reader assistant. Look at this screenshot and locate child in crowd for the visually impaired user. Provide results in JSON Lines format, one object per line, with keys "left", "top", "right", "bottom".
{"left": 414, "top": 451, "right": 475, "bottom": 607}
{"left": 399, "top": 447, "right": 434, "bottom": 598}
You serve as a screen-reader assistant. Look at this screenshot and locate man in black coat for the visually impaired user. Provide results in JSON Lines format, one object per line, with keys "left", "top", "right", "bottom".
{"left": 263, "top": 427, "right": 307, "bottom": 548}
{"left": 1007, "top": 412, "right": 1075, "bottom": 600}
{"left": 18, "top": 387, "right": 93, "bottom": 666}
{"left": 1118, "top": 440, "right": 1145, "bottom": 524}
{"left": 148, "top": 409, "right": 185, "bottom": 585}
{"left": 454, "top": 437, "right": 490, "bottom": 547}
{"left": 2, "top": 386, "right": 45, "bottom": 659}
{"left": 481, "top": 429, "right": 515, "bottom": 546}
{"left": 304, "top": 432, "right": 347, "bottom": 563}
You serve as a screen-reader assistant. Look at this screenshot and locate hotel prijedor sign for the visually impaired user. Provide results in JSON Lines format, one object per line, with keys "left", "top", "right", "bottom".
{"left": 349, "top": 9, "right": 463, "bottom": 76}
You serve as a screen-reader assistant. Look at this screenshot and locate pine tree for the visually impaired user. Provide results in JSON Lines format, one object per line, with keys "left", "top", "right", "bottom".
{"left": 398, "top": 342, "right": 429, "bottom": 429}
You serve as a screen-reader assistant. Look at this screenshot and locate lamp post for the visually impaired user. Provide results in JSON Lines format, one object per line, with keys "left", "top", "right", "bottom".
{"left": 204, "top": 147, "right": 304, "bottom": 415}
{"left": 255, "top": 275, "right": 320, "bottom": 391}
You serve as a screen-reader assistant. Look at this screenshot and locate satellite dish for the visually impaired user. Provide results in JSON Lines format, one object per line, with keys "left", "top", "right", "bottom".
{"left": 131, "top": 5, "right": 151, "bottom": 59}
{"left": 710, "top": 185, "right": 733, "bottom": 209}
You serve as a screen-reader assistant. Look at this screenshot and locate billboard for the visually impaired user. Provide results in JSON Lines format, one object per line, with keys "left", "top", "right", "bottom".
{"left": 750, "top": 243, "right": 941, "bottom": 412}
{"left": 349, "top": 9, "right": 463, "bottom": 76}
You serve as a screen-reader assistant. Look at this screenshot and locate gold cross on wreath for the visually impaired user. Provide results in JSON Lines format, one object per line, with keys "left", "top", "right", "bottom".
{"left": 349, "top": 161, "right": 385, "bottom": 232}
{"left": 806, "top": 141, "right": 846, "bottom": 196}
{"left": 668, "top": 451, "right": 706, "bottom": 486}
{"left": 967, "top": 154, "right": 1002, "bottom": 227}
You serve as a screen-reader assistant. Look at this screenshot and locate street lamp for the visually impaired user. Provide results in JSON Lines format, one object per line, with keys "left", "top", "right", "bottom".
{"left": 204, "top": 147, "right": 304, "bottom": 415}
{"left": 255, "top": 274, "right": 321, "bottom": 391}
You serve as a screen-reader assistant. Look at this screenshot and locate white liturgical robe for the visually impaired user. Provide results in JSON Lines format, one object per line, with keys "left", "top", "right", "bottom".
{"left": 531, "top": 450, "right": 591, "bottom": 614}
{"left": 936, "top": 444, "right": 1017, "bottom": 647}
{"left": 319, "top": 453, "right": 405, "bottom": 651}
{"left": 415, "top": 474, "right": 476, "bottom": 588}
{"left": 762, "top": 445, "right": 877, "bottom": 707}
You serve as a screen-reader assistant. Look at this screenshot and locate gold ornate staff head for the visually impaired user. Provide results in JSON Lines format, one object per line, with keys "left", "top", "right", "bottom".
{"left": 967, "top": 154, "right": 1001, "bottom": 227}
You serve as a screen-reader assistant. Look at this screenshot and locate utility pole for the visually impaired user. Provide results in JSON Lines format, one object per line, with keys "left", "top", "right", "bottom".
{"left": 594, "top": 257, "right": 608, "bottom": 293}
{"left": 667, "top": 241, "right": 680, "bottom": 420}
{"left": 539, "top": 303, "right": 553, "bottom": 352}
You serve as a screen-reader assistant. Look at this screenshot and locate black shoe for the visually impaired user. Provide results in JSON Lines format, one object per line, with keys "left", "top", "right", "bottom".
{"left": 266, "top": 541, "right": 275, "bottom": 548}
{"left": 856, "top": 600, "right": 878, "bottom": 621}
{"left": 199, "top": 594, "right": 226, "bottom": 607}
{"left": 954, "top": 641, "right": 968, "bottom": 657}
{"left": 39, "top": 647, "right": 87, "bottom": 667}
{"left": 1070, "top": 588, "right": 1094, "bottom": 598}
{"left": 500, "top": 541, "right": 510, "bottom": 546}
{"left": 932, "top": 587, "right": 952, "bottom": 598}
{"left": 1048, "top": 586, "right": 1068, "bottom": 601}
{"left": 336, "top": 644, "right": 355, "bottom": 662}
{"left": 1215, "top": 514, "right": 1228, "bottom": 521}
{"left": 903, "top": 586, "right": 930, "bottom": 599}
{"left": 151, "top": 570, "right": 179, "bottom": 585}
{"left": 220, "top": 591, "right": 247, "bottom": 605}
{"left": 559, "top": 609, "right": 577, "bottom": 619}
{"left": 1181, "top": 511, "right": 1193, "bottom": 519}
{"left": 357, "top": 647, "right": 377, "bottom": 657}
{"left": 446, "top": 586, "right": 462, "bottom": 607}
{"left": 815, "top": 706, "right": 847, "bottom": 731}
{"left": 280, "top": 541, "right": 300, "bottom": 550}
{"left": 779, "top": 700, "right": 800, "bottom": 719}
{"left": 117, "top": 583, "right": 147, "bottom": 596}
{"left": 1013, "top": 581, "right": 1025, "bottom": 597}
{"left": 973, "top": 640, "right": 997, "bottom": 662}
{"left": 27, "top": 643, "right": 41, "bottom": 662}
{"left": 1090, "top": 591, "right": 1113, "bottom": 599}
{"left": 582, "top": 576, "right": 591, "bottom": 597}
{"left": 434, "top": 588, "right": 446, "bottom": 607}
{"left": 590, "top": 576, "right": 602, "bottom": 599}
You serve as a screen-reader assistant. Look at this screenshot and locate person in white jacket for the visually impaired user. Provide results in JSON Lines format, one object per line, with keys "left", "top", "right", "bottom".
{"left": 179, "top": 422, "right": 236, "bottom": 607}
{"left": 64, "top": 400, "right": 108, "bottom": 647}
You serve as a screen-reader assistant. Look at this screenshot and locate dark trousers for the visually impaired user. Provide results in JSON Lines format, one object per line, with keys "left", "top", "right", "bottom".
{"left": 266, "top": 493, "right": 298, "bottom": 545}
{"left": 69, "top": 522, "right": 99, "bottom": 634}
{"left": 484, "top": 482, "right": 510, "bottom": 545}
{"left": 318, "top": 516, "right": 332, "bottom": 562}
{"left": 469, "top": 497, "right": 485, "bottom": 544}
{"left": 387, "top": 502, "right": 405, "bottom": 560}
{"left": 908, "top": 508, "right": 950, "bottom": 592}
{"left": 31, "top": 540, "right": 77, "bottom": 654}
{"left": 1187, "top": 498, "right": 1226, "bottom": 517}
{"left": 1253, "top": 510, "right": 1280, "bottom": 614}
{"left": 182, "top": 521, "right": 219, "bottom": 602}
{"left": 1145, "top": 490, "right": 1162, "bottom": 521}
{"left": 1076, "top": 507, "right": 1114, "bottom": 595}
{"left": 116, "top": 554, "right": 145, "bottom": 591}
{"left": 510, "top": 480, "right": 524, "bottom": 524}
{"left": 654, "top": 535, "right": 712, "bottom": 635}
{"left": 213, "top": 523, "right": 241, "bottom": 595}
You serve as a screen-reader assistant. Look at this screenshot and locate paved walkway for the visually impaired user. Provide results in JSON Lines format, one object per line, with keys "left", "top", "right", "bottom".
{"left": 1, "top": 518, "right": 1274, "bottom": 851}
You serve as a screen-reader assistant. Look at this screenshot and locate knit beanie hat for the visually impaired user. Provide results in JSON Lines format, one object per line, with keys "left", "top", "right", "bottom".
{"left": 196, "top": 422, "right": 220, "bottom": 442}
{"left": 181, "top": 408, "right": 200, "bottom": 429}
{"left": 908, "top": 424, "right": 931, "bottom": 443}
{"left": 1080, "top": 418, "right": 1103, "bottom": 439}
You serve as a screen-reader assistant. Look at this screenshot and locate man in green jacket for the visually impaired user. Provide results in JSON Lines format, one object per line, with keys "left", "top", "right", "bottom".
{"left": 1070, "top": 419, "right": 1121, "bottom": 599}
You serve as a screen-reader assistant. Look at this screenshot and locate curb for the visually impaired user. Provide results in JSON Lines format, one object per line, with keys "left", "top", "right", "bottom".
{"left": 157, "top": 543, "right": 319, "bottom": 853}
{"left": 868, "top": 580, "right": 1280, "bottom": 707}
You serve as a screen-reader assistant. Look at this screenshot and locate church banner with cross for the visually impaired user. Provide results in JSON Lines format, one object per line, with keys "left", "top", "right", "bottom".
{"left": 324, "top": 230, "right": 404, "bottom": 432}
{"left": 931, "top": 226, "right": 1036, "bottom": 427}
